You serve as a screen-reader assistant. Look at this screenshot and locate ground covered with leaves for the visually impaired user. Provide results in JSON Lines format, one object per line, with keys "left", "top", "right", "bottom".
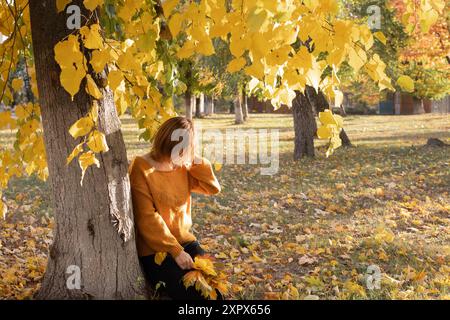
{"left": 0, "top": 114, "right": 449, "bottom": 299}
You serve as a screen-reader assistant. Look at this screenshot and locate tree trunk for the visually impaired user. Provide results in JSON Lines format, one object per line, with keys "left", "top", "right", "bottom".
{"left": 340, "top": 93, "right": 348, "bottom": 116}
{"left": 242, "top": 91, "right": 249, "bottom": 121}
{"left": 235, "top": 91, "right": 244, "bottom": 124}
{"left": 199, "top": 93, "right": 205, "bottom": 114}
{"left": 413, "top": 97, "right": 425, "bottom": 114}
{"left": 195, "top": 95, "right": 201, "bottom": 118}
{"left": 305, "top": 86, "right": 352, "bottom": 147}
{"left": 30, "top": 0, "right": 145, "bottom": 299}
{"left": 185, "top": 90, "right": 192, "bottom": 120}
{"left": 292, "top": 91, "right": 316, "bottom": 159}
{"left": 205, "top": 96, "right": 214, "bottom": 115}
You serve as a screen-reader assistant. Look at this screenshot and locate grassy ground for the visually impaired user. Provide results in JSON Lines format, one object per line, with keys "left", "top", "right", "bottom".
{"left": 0, "top": 113, "right": 449, "bottom": 299}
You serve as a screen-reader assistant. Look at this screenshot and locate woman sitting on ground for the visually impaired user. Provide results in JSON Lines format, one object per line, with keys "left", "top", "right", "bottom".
{"left": 128, "top": 116, "right": 221, "bottom": 300}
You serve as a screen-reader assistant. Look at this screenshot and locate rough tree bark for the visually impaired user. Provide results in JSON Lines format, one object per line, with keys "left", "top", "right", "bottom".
{"left": 292, "top": 90, "right": 316, "bottom": 159}
{"left": 305, "top": 86, "right": 352, "bottom": 147}
{"left": 30, "top": 0, "right": 145, "bottom": 299}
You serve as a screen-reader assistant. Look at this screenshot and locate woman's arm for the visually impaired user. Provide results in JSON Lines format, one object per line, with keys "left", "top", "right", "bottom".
{"left": 187, "top": 156, "right": 221, "bottom": 195}
{"left": 129, "top": 160, "right": 184, "bottom": 258}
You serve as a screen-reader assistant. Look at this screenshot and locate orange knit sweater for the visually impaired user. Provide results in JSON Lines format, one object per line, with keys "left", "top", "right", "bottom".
{"left": 128, "top": 156, "right": 221, "bottom": 258}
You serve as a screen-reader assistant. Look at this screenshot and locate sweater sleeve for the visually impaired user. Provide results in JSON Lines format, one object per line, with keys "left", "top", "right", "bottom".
{"left": 129, "top": 159, "right": 184, "bottom": 258}
{"left": 188, "top": 157, "right": 221, "bottom": 195}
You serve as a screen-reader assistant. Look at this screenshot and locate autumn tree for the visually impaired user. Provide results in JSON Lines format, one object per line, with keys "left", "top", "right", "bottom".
{"left": 392, "top": 0, "right": 449, "bottom": 101}
{"left": 31, "top": 0, "right": 144, "bottom": 298}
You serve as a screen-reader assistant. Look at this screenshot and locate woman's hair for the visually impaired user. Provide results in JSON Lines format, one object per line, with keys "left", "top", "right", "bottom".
{"left": 150, "top": 116, "right": 195, "bottom": 164}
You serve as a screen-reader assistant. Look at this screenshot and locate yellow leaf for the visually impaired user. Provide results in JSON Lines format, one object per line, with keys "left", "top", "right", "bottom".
{"left": 67, "top": 143, "right": 84, "bottom": 165}
{"left": 11, "top": 78, "right": 24, "bottom": 92}
{"left": 348, "top": 46, "right": 366, "bottom": 73}
{"left": 213, "top": 162, "right": 223, "bottom": 171}
{"left": 305, "top": 62, "right": 322, "bottom": 91}
{"left": 344, "top": 280, "right": 367, "bottom": 297}
{"left": 229, "top": 32, "right": 246, "bottom": 57}
{"left": 89, "top": 101, "right": 99, "bottom": 123}
{"left": 78, "top": 151, "right": 100, "bottom": 185}
{"left": 154, "top": 252, "right": 167, "bottom": 266}
{"left": 335, "top": 183, "right": 346, "bottom": 190}
{"left": 373, "top": 31, "right": 387, "bottom": 45}
{"left": 108, "top": 70, "right": 125, "bottom": 92}
{"left": 334, "top": 90, "right": 344, "bottom": 107}
{"left": 83, "top": 0, "right": 103, "bottom": 11}
{"left": 0, "top": 198, "right": 7, "bottom": 220}
{"left": 85, "top": 74, "right": 103, "bottom": 99}
{"left": 375, "top": 187, "right": 384, "bottom": 197}
{"left": 162, "top": 0, "right": 179, "bottom": 16}
{"left": 251, "top": 252, "right": 263, "bottom": 262}
{"left": 193, "top": 256, "right": 217, "bottom": 276}
{"left": 80, "top": 24, "right": 104, "bottom": 50}
{"left": 54, "top": 35, "right": 84, "bottom": 69}
{"left": 396, "top": 75, "right": 414, "bottom": 93}
{"left": 176, "top": 40, "right": 196, "bottom": 59}
{"left": 319, "top": 109, "right": 338, "bottom": 126}
{"left": 56, "top": 0, "right": 72, "bottom": 13}
{"left": 168, "top": 13, "right": 183, "bottom": 37}
{"left": 14, "top": 104, "right": 33, "bottom": 120}
{"left": 183, "top": 270, "right": 213, "bottom": 299}
{"left": 69, "top": 116, "right": 94, "bottom": 138}
{"left": 419, "top": 8, "right": 438, "bottom": 33}
{"left": 227, "top": 57, "right": 246, "bottom": 73}
{"left": 248, "top": 7, "right": 270, "bottom": 33}
{"left": 90, "top": 49, "right": 109, "bottom": 73}
{"left": 87, "top": 130, "right": 109, "bottom": 153}
{"left": 60, "top": 65, "right": 86, "bottom": 99}
{"left": 196, "top": 39, "right": 215, "bottom": 56}
{"left": 374, "top": 225, "right": 395, "bottom": 244}
{"left": 0, "top": 111, "right": 16, "bottom": 129}
{"left": 282, "top": 284, "right": 299, "bottom": 300}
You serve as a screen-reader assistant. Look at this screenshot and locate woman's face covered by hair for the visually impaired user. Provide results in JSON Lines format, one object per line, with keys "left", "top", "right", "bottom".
{"left": 150, "top": 117, "right": 195, "bottom": 167}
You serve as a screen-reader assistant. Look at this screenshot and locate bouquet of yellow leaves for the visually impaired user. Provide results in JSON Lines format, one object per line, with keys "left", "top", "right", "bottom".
{"left": 182, "top": 255, "right": 230, "bottom": 300}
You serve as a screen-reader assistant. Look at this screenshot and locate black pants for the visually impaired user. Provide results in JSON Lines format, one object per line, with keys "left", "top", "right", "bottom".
{"left": 140, "top": 241, "right": 222, "bottom": 300}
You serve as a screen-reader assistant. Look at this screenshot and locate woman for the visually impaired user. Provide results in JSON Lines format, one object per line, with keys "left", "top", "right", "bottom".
{"left": 128, "top": 116, "right": 221, "bottom": 300}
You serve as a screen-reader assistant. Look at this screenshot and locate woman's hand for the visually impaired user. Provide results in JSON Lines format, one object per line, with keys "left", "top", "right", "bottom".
{"left": 174, "top": 251, "right": 194, "bottom": 270}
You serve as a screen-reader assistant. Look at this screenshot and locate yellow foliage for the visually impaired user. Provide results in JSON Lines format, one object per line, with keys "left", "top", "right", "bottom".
{"left": 83, "top": 0, "right": 103, "bottom": 11}
{"left": 227, "top": 57, "right": 246, "bottom": 73}
{"left": 87, "top": 130, "right": 109, "bottom": 153}
{"left": 68, "top": 117, "right": 94, "bottom": 139}
{"left": 80, "top": 24, "right": 104, "bottom": 50}
{"left": 56, "top": 0, "right": 72, "bottom": 13}
{"left": 85, "top": 74, "right": 103, "bottom": 99}
{"left": 154, "top": 252, "right": 167, "bottom": 266}
{"left": 396, "top": 75, "right": 415, "bottom": 93}
{"left": 11, "top": 78, "right": 23, "bottom": 92}
{"left": 78, "top": 151, "right": 100, "bottom": 185}
{"left": 193, "top": 256, "right": 217, "bottom": 276}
